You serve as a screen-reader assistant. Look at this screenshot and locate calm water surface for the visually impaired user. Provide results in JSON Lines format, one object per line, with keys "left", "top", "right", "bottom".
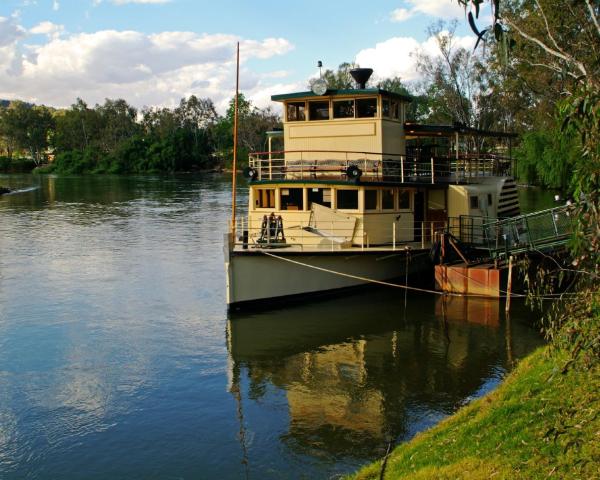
{"left": 0, "top": 175, "right": 545, "bottom": 479}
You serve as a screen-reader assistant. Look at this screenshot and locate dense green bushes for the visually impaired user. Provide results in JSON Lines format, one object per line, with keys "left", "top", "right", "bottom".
{"left": 516, "top": 127, "right": 580, "bottom": 194}
{"left": 0, "top": 156, "right": 37, "bottom": 173}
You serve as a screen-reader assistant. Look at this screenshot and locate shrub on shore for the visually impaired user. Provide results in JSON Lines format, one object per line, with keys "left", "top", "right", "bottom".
{"left": 0, "top": 156, "right": 37, "bottom": 173}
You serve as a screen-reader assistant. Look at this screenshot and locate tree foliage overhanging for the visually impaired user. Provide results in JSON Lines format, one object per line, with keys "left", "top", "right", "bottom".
{"left": 454, "top": 0, "right": 599, "bottom": 367}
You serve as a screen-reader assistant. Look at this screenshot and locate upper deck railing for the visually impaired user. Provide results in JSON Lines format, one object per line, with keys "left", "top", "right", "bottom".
{"left": 247, "top": 150, "right": 513, "bottom": 184}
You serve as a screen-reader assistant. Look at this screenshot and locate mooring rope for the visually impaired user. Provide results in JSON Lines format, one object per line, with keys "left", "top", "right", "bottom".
{"left": 258, "top": 250, "right": 586, "bottom": 301}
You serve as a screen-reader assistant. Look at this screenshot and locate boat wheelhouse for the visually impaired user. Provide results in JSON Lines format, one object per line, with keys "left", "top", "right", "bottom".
{"left": 225, "top": 68, "right": 518, "bottom": 309}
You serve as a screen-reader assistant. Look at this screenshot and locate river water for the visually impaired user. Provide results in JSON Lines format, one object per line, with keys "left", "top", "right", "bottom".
{"left": 0, "top": 174, "right": 548, "bottom": 479}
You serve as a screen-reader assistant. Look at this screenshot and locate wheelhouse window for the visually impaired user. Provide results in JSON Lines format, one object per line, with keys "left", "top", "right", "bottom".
{"left": 280, "top": 188, "right": 304, "bottom": 210}
{"left": 382, "top": 98, "right": 390, "bottom": 117}
{"left": 391, "top": 101, "right": 400, "bottom": 120}
{"left": 356, "top": 98, "right": 377, "bottom": 118}
{"left": 364, "top": 189, "right": 378, "bottom": 210}
{"left": 382, "top": 189, "right": 395, "bottom": 210}
{"left": 333, "top": 100, "right": 354, "bottom": 119}
{"left": 309, "top": 101, "right": 330, "bottom": 121}
{"left": 308, "top": 187, "right": 332, "bottom": 209}
{"left": 255, "top": 188, "right": 275, "bottom": 209}
{"left": 470, "top": 195, "right": 479, "bottom": 209}
{"left": 336, "top": 189, "right": 358, "bottom": 210}
{"left": 286, "top": 102, "right": 305, "bottom": 121}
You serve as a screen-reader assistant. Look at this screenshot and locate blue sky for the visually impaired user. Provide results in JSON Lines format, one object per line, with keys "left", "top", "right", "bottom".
{"left": 0, "top": 0, "right": 479, "bottom": 112}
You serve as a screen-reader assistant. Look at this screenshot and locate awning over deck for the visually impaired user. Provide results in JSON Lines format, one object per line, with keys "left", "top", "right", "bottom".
{"left": 404, "top": 122, "right": 518, "bottom": 140}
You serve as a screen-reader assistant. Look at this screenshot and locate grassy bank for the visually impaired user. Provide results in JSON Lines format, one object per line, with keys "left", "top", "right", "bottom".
{"left": 352, "top": 347, "right": 599, "bottom": 479}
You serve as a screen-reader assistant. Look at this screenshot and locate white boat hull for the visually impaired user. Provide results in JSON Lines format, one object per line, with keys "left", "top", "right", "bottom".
{"left": 225, "top": 238, "right": 432, "bottom": 309}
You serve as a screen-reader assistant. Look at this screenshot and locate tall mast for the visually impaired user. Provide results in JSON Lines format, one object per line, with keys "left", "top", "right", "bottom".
{"left": 231, "top": 42, "right": 240, "bottom": 237}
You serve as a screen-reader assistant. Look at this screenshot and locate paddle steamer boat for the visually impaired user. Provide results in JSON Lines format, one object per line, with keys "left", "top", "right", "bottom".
{"left": 225, "top": 68, "right": 518, "bottom": 309}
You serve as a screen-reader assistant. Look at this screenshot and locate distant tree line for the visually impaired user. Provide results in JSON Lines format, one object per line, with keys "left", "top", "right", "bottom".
{"left": 0, "top": 94, "right": 280, "bottom": 174}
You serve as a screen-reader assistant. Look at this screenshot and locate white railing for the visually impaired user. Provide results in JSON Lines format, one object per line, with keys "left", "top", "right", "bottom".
{"left": 233, "top": 216, "right": 447, "bottom": 252}
{"left": 247, "top": 150, "right": 513, "bottom": 184}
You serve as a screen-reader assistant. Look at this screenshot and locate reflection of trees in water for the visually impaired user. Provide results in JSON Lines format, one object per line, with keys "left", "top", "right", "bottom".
{"left": 228, "top": 303, "right": 522, "bottom": 460}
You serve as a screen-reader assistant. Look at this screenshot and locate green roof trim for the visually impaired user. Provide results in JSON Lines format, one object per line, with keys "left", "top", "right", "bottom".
{"left": 271, "top": 89, "right": 412, "bottom": 103}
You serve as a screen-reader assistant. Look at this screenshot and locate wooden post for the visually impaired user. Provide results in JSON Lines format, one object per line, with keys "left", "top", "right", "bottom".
{"left": 231, "top": 42, "right": 240, "bottom": 238}
{"left": 505, "top": 255, "right": 513, "bottom": 313}
{"left": 431, "top": 156, "right": 435, "bottom": 184}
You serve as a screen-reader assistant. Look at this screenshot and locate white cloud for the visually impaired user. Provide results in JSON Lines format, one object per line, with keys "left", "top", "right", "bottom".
{"left": 356, "top": 37, "right": 422, "bottom": 82}
{"left": 30, "top": 21, "right": 64, "bottom": 39}
{"left": 391, "top": 0, "right": 466, "bottom": 23}
{"left": 0, "top": 16, "right": 27, "bottom": 76}
{"left": 0, "top": 16, "right": 26, "bottom": 47}
{"left": 391, "top": 8, "right": 413, "bottom": 22}
{"left": 0, "top": 23, "right": 294, "bottom": 113}
{"left": 355, "top": 32, "right": 475, "bottom": 83}
{"left": 53, "top": 0, "right": 60, "bottom": 10}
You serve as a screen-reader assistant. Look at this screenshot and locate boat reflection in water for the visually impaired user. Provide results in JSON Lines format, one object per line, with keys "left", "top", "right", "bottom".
{"left": 226, "top": 289, "right": 542, "bottom": 475}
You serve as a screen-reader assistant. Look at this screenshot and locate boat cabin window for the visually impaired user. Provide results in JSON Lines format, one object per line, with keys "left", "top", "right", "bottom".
{"left": 487, "top": 193, "right": 493, "bottom": 206}
{"left": 364, "top": 189, "right": 378, "bottom": 210}
{"left": 287, "top": 102, "right": 306, "bottom": 122}
{"left": 308, "top": 187, "right": 331, "bottom": 209}
{"left": 333, "top": 100, "right": 354, "bottom": 119}
{"left": 255, "top": 188, "right": 275, "bottom": 209}
{"left": 398, "top": 189, "right": 411, "bottom": 209}
{"left": 382, "top": 98, "right": 390, "bottom": 117}
{"left": 280, "top": 188, "right": 304, "bottom": 210}
{"left": 356, "top": 98, "right": 377, "bottom": 118}
{"left": 470, "top": 195, "right": 479, "bottom": 209}
{"left": 336, "top": 189, "right": 358, "bottom": 210}
{"left": 391, "top": 101, "right": 400, "bottom": 120}
{"left": 309, "top": 101, "right": 330, "bottom": 121}
{"left": 382, "top": 189, "right": 395, "bottom": 210}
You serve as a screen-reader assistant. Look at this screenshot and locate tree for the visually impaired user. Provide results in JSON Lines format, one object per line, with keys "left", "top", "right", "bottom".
{"left": 95, "top": 98, "right": 139, "bottom": 155}
{"left": 213, "top": 94, "right": 281, "bottom": 167}
{"left": 1, "top": 101, "right": 54, "bottom": 165}
{"left": 414, "top": 20, "right": 515, "bottom": 138}
{"left": 176, "top": 95, "right": 218, "bottom": 129}
{"left": 53, "top": 99, "right": 102, "bottom": 153}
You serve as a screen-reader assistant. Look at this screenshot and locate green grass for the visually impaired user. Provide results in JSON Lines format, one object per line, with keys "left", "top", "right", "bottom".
{"left": 351, "top": 347, "right": 600, "bottom": 479}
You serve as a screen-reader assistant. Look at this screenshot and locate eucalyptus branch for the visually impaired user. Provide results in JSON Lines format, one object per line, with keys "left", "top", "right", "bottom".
{"left": 525, "top": 61, "right": 563, "bottom": 75}
{"left": 534, "top": 0, "right": 564, "bottom": 55}
{"left": 503, "top": 17, "right": 588, "bottom": 80}
{"left": 585, "top": 0, "right": 600, "bottom": 38}
{"left": 525, "top": 61, "right": 580, "bottom": 81}
{"left": 531, "top": 247, "right": 600, "bottom": 279}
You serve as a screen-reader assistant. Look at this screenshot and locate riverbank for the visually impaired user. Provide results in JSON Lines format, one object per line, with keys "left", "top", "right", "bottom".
{"left": 352, "top": 346, "right": 599, "bottom": 479}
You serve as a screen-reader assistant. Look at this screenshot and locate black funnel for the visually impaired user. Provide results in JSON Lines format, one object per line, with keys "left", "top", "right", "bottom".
{"left": 350, "top": 68, "right": 373, "bottom": 89}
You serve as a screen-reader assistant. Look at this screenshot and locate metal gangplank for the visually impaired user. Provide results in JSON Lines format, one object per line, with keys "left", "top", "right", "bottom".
{"left": 449, "top": 205, "right": 574, "bottom": 260}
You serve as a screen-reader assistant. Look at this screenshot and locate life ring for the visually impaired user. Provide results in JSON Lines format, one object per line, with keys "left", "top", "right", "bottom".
{"left": 243, "top": 166, "right": 258, "bottom": 180}
{"left": 346, "top": 165, "right": 362, "bottom": 180}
